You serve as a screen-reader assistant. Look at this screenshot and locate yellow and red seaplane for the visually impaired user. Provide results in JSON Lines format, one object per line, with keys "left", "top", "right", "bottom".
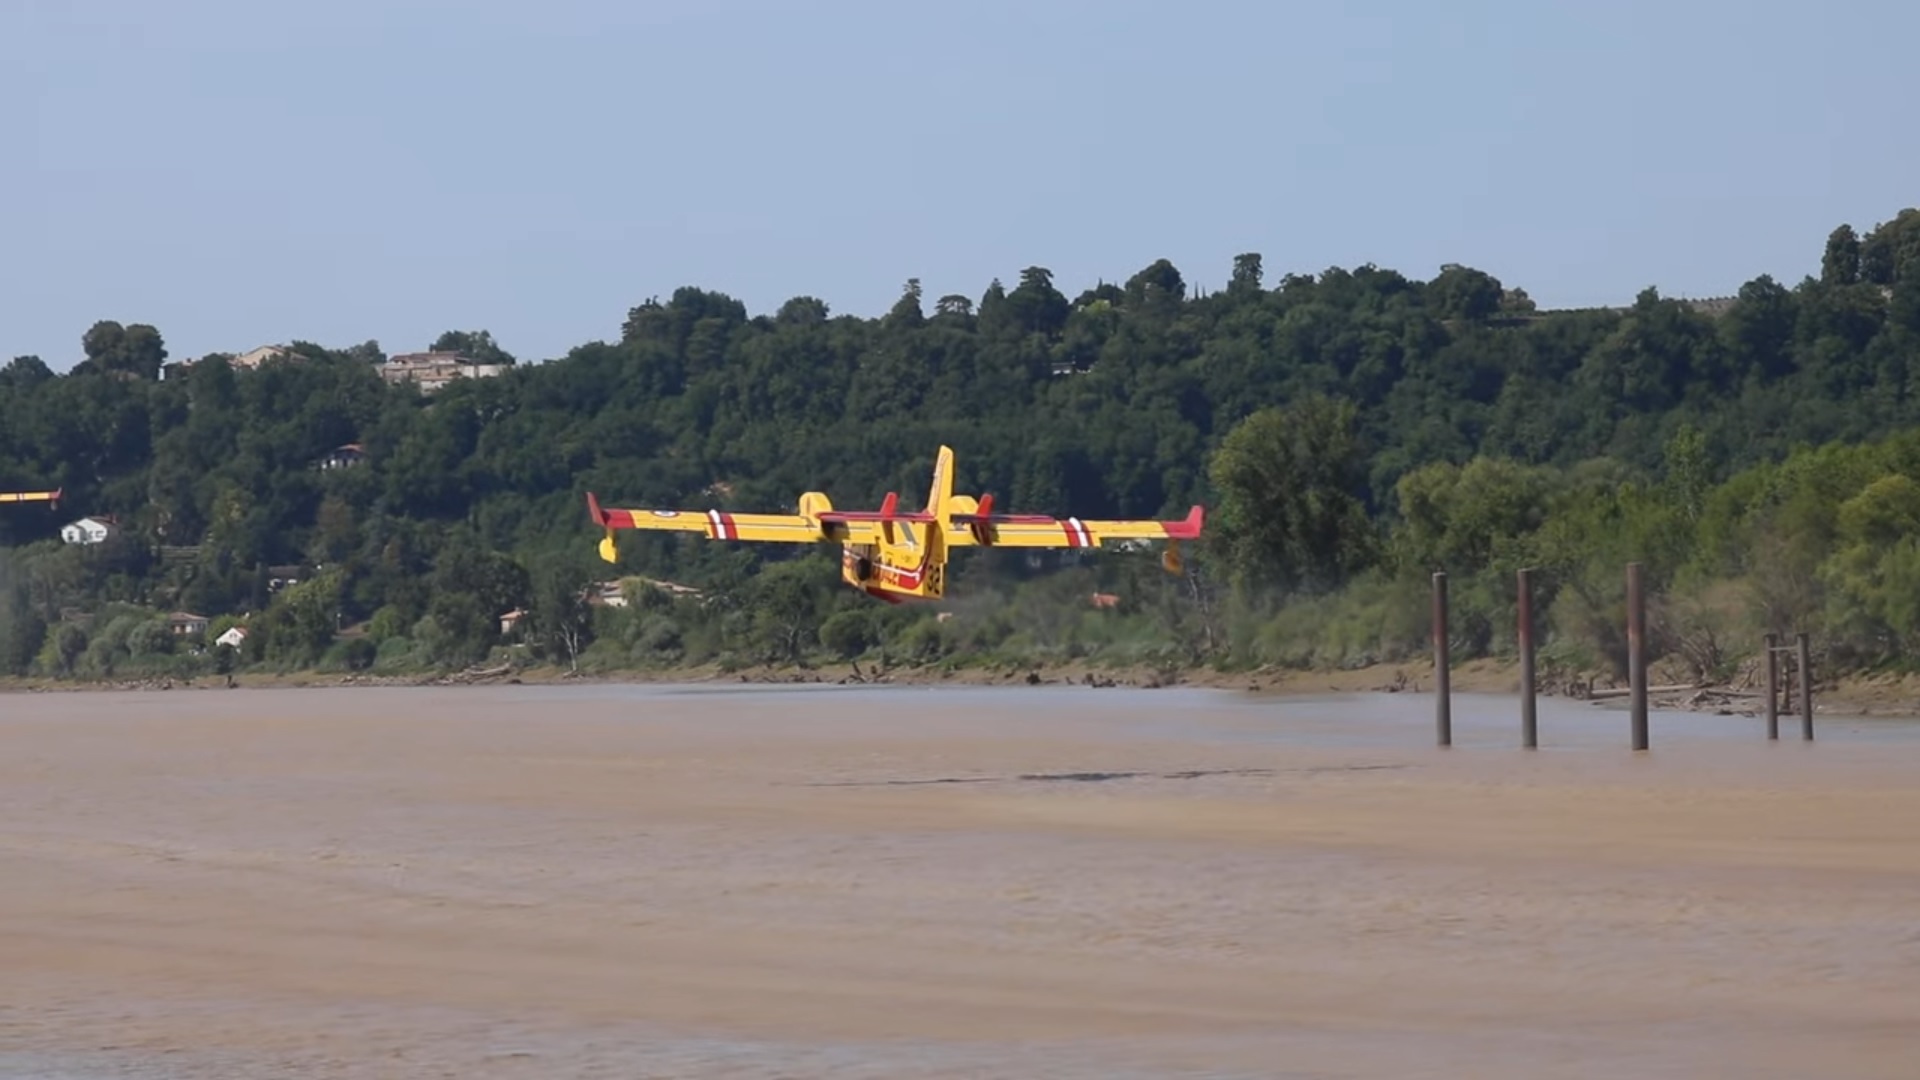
{"left": 585, "top": 447, "right": 1203, "bottom": 602}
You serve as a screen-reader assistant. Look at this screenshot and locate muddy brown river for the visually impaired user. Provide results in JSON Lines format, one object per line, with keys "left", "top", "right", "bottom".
{"left": 3, "top": 683, "right": 1918, "bottom": 1077}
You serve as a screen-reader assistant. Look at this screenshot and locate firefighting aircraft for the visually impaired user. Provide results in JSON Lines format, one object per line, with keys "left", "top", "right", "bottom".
{"left": 585, "top": 447, "right": 1204, "bottom": 602}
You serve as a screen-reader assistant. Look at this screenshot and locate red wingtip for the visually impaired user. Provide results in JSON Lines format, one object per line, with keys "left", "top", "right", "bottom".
{"left": 879, "top": 491, "right": 899, "bottom": 518}
{"left": 585, "top": 491, "right": 606, "bottom": 526}
{"left": 1166, "top": 505, "right": 1205, "bottom": 540}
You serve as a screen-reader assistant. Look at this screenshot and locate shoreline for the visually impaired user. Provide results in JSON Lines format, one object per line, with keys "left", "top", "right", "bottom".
{"left": 7, "top": 655, "right": 1919, "bottom": 718}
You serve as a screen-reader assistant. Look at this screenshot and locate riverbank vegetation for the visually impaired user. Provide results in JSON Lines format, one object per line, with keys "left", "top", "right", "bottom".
{"left": 4, "top": 209, "right": 1920, "bottom": 690}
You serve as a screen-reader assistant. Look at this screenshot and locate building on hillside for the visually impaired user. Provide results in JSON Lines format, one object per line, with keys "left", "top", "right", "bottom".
{"left": 599, "top": 578, "right": 705, "bottom": 606}
{"left": 215, "top": 626, "right": 248, "bottom": 649}
{"left": 231, "top": 344, "right": 299, "bottom": 370}
{"left": 60, "top": 515, "right": 118, "bottom": 545}
{"left": 499, "top": 608, "right": 529, "bottom": 636}
{"left": 1681, "top": 295, "right": 1739, "bottom": 318}
{"left": 167, "top": 612, "right": 210, "bottom": 637}
{"left": 379, "top": 351, "right": 510, "bottom": 393}
{"left": 318, "top": 443, "right": 366, "bottom": 470}
{"left": 586, "top": 580, "right": 631, "bottom": 607}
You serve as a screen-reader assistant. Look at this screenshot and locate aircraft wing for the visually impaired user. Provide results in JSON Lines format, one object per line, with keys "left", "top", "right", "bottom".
{"left": 585, "top": 493, "right": 884, "bottom": 562}
{"left": 946, "top": 504, "right": 1204, "bottom": 549}
{"left": 0, "top": 488, "right": 60, "bottom": 505}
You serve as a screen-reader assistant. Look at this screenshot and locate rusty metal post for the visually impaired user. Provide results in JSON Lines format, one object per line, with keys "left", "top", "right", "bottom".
{"left": 1763, "top": 632, "right": 1779, "bottom": 740}
{"left": 1433, "top": 571, "right": 1451, "bottom": 748}
{"left": 1518, "top": 567, "right": 1537, "bottom": 749}
{"left": 1627, "top": 562, "right": 1648, "bottom": 751}
{"left": 1797, "top": 632, "right": 1814, "bottom": 741}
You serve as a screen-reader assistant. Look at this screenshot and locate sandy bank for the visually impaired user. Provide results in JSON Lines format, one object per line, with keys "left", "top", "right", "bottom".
{"left": 8, "top": 652, "right": 1918, "bottom": 719}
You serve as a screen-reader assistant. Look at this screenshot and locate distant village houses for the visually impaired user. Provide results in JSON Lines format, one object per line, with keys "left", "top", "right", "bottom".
{"left": 164, "top": 343, "right": 301, "bottom": 380}
{"left": 379, "top": 351, "right": 510, "bottom": 393}
{"left": 230, "top": 344, "right": 299, "bottom": 370}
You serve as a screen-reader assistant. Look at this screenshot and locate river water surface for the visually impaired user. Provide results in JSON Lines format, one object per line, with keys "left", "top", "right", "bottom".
{"left": 4, "top": 682, "right": 1918, "bottom": 1077}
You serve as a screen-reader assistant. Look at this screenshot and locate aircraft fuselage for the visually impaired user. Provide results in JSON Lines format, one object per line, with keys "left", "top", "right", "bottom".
{"left": 837, "top": 520, "right": 947, "bottom": 602}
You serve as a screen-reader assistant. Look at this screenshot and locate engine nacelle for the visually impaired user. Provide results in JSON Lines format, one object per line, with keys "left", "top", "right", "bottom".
{"left": 797, "top": 491, "right": 834, "bottom": 533}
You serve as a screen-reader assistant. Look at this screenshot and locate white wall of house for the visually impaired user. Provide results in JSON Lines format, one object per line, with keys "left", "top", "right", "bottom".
{"left": 60, "top": 518, "right": 114, "bottom": 545}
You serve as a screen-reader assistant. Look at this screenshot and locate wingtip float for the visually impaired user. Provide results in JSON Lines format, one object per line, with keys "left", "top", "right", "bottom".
{"left": 584, "top": 447, "right": 1204, "bottom": 603}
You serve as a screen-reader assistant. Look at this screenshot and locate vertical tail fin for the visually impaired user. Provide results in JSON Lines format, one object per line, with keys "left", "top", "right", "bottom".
{"left": 924, "top": 445, "right": 956, "bottom": 518}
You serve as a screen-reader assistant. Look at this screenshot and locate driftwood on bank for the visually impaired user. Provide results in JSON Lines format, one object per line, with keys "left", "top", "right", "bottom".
{"left": 1584, "top": 684, "right": 1698, "bottom": 700}
{"left": 1582, "top": 682, "right": 1785, "bottom": 717}
{"left": 428, "top": 661, "right": 516, "bottom": 685}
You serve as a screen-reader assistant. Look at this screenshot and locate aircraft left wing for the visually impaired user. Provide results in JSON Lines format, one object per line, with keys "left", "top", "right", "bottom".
{"left": 0, "top": 488, "right": 61, "bottom": 506}
{"left": 585, "top": 492, "right": 882, "bottom": 562}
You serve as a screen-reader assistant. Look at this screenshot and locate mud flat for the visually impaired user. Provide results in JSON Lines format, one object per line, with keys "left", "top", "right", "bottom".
{"left": 4, "top": 684, "right": 1920, "bottom": 1078}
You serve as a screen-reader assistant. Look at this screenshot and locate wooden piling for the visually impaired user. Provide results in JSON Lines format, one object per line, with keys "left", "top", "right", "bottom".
{"left": 1627, "top": 562, "right": 1648, "bottom": 751}
{"left": 1797, "top": 632, "right": 1814, "bottom": 741}
{"left": 1764, "top": 632, "right": 1779, "bottom": 740}
{"left": 1433, "top": 571, "right": 1451, "bottom": 748}
{"left": 1518, "top": 567, "right": 1537, "bottom": 749}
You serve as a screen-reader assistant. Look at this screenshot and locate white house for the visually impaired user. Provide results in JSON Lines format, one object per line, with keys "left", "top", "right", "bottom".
{"left": 167, "top": 612, "right": 210, "bottom": 637}
{"left": 215, "top": 626, "right": 247, "bottom": 649}
{"left": 60, "top": 515, "right": 118, "bottom": 545}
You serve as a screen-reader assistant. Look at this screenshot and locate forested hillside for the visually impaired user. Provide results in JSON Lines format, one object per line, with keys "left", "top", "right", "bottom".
{"left": 3, "top": 209, "right": 1920, "bottom": 684}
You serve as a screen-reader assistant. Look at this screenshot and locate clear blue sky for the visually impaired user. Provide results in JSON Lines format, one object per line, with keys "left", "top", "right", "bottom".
{"left": 4, "top": 0, "right": 1915, "bottom": 370}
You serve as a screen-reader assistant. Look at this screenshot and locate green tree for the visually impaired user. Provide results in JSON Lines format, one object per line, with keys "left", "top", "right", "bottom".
{"left": 748, "top": 556, "right": 831, "bottom": 663}
{"left": 529, "top": 560, "right": 595, "bottom": 671}
{"left": 430, "top": 329, "right": 515, "bottom": 365}
{"left": 1662, "top": 422, "right": 1712, "bottom": 522}
{"left": 1207, "top": 395, "right": 1377, "bottom": 596}
{"left": 1823, "top": 224, "right": 1861, "bottom": 287}
{"left": 1427, "top": 264, "right": 1503, "bottom": 320}
{"left": 78, "top": 320, "right": 168, "bottom": 379}
{"left": 1390, "top": 457, "right": 1555, "bottom": 573}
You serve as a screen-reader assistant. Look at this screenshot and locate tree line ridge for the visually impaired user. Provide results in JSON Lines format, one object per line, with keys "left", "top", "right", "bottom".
{"left": 1, "top": 208, "right": 1917, "bottom": 685}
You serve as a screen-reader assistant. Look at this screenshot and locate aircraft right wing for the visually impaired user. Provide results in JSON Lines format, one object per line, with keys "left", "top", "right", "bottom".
{"left": 942, "top": 500, "right": 1205, "bottom": 573}
{"left": 0, "top": 488, "right": 60, "bottom": 506}
{"left": 945, "top": 502, "right": 1205, "bottom": 549}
